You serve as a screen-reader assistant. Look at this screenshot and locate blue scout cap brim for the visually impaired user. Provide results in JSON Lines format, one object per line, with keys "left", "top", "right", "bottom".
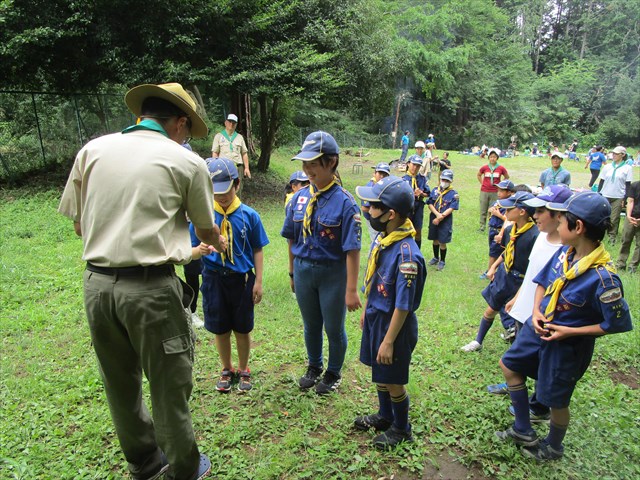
{"left": 546, "top": 191, "right": 611, "bottom": 225}
{"left": 208, "top": 157, "right": 238, "bottom": 194}
{"left": 292, "top": 150, "right": 324, "bottom": 161}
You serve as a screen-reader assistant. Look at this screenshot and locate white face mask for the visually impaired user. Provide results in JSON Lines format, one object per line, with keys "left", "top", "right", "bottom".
{"left": 440, "top": 182, "right": 450, "bottom": 189}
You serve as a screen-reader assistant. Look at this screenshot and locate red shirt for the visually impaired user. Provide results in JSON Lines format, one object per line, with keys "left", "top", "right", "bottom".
{"left": 479, "top": 164, "right": 509, "bottom": 192}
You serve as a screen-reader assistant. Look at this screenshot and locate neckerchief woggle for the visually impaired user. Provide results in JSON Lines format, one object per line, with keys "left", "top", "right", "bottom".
{"left": 214, "top": 196, "right": 242, "bottom": 265}
{"left": 434, "top": 185, "right": 453, "bottom": 211}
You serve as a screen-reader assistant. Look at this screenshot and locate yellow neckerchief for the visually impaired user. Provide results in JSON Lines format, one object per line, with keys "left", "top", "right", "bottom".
{"left": 363, "top": 219, "right": 416, "bottom": 296}
{"left": 302, "top": 177, "right": 337, "bottom": 243}
{"left": 409, "top": 173, "right": 418, "bottom": 190}
{"left": 544, "top": 244, "right": 615, "bottom": 321}
{"left": 503, "top": 219, "right": 535, "bottom": 272}
{"left": 435, "top": 185, "right": 453, "bottom": 211}
{"left": 214, "top": 196, "right": 242, "bottom": 265}
{"left": 284, "top": 191, "right": 294, "bottom": 208}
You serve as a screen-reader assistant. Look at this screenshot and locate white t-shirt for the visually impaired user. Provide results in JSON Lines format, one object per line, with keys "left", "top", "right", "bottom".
{"left": 509, "top": 232, "right": 563, "bottom": 324}
{"left": 598, "top": 162, "right": 634, "bottom": 198}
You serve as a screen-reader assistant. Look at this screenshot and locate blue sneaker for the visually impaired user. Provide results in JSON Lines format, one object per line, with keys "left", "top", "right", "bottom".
{"left": 495, "top": 425, "right": 539, "bottom": 447}
{"left": 436, "top": 260, "right": 446, "bottom": 271}
{"left": 428, "top": 257, "right": 439, "bottom": 266}
{"left": 487, "top": 382, "right": 508, "bottom": 395}
{"left": 521, "top": 439, "right": 564, "bottom": 461}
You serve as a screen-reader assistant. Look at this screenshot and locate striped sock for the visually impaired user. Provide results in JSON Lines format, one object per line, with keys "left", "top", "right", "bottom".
{"left": 546, "top": 421, "right": 568, "bottom": 451}
{"left": 475, "top": 317, "right": 493, "bottom": 344}
{"left": 508, "top": 382, "right": 532, "bottom": 433}
{"left": 391, "top": 391, "right": 410, "bottom": 431}
{"left": 376, "top": 385, "right": 393, "bottom": 422}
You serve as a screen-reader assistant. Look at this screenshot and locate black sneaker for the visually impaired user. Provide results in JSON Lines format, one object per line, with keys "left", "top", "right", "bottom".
{"left": 216, "top": 369, "right": 235, "bottom": 392}
{"left": 315, "top": 371, "right": 342, "bottom": 395}
{"left": 237, "top": 370, "right": 252, "bottom": 393}
{"left": 521, "top": 439, "right": 564, "bottom": 461}
{"left": 298, "top": 365, "right": 323, "bottom": 389}
{"left": 495, "top": 425, "right": 539, "bottom": 447}
{"left": 372, "top": 425, "right": 413, "bottom": 449}
{"left": 354, "top": 413, "right": 392, "bottom": 432}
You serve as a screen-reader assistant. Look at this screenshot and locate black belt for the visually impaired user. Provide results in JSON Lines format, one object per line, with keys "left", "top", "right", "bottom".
{"left": 206, "top": 266, "right": 248, "bottom": 277}
{"left": 86, "top": 263, "right": 175, "bottom": 277}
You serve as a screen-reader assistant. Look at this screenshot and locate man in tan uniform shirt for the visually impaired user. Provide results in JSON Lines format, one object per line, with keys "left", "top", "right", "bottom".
{"left": 59, "top": 83, "right": 225, "bottom": 480}
{"left": 211, "top": 113, "right": 251, "bottom": 195}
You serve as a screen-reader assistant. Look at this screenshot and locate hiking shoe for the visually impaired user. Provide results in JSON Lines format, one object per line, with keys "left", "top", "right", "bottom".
{"left": 487, "top": 382, "right": 509, "bottom": 395}
{"left": 428, "top": 257, "right": 439, "bottom": 266}
{"left": 436, "top": 260, "right": 446, "bottom": 271}
{"left": 372, "top": 425, "right": 413, "bottom": 449}
{"left": 237, "top": 370, "right": 252, "bottom": 393}
{"left": 501, "top": 326, "right": 516, "bottom": 343}
{"left": 479, "top": 272, "right": 489, "bottom": 280}
{"left": 196, "top": 454, "right": 212, "bottom": 479}
{"left": 299, "top": 365, "right": 323, "bottom": 389}
{"left": 216, "top": 369, "right": 235, "bottom": 392}
{"left": 508, "top": 405, "right": 551, "bottom": 423}
{"left": 354, "top": 413, "right": 392, "bottom": 432}
{"left": 315, "top": 371, "right": 342, "bottom": 395}
{"left": 521, "top": 439, "right": 564, "bottom": 461}
{"left": 495, "top": 425, "right": 539, "bottom": 447}
{"left": 191, "top": 312, "right": 204, "bottom": 328}
{"left": 461, "top": 340, "right": 482, "bottom": 352}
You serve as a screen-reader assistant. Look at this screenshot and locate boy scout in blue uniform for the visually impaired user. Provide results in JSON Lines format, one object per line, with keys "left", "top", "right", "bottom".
{"left": 402, "top": 156, "right": 429, "bottom": 249}
{"left": 361, "top": 163, "right": 391, "bottom": 243}
{"left": 481, "top": 180, "right": 515, "bottom": 279}
{"left": 426, "top": 169, "right": 459, "bottom": 271}
{"left": 496, "top": 191, "right": 632, "bottom": 460}
{"left": 461, "top": 191, "right": 539, "bottom": 352}
{"left": 354, "top": 176, "right": 427, "bottom": 449}
{"left": 191, "top": 158, "right": 269, "bottom": 393}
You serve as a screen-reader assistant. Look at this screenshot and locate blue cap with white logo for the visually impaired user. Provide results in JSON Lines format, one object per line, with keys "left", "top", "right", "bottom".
{"left": 372, "top": 162, "right": 391, "bottom": 174}
{"left": 546, "top": 191, "right": 611, "bottom": 226}
{"left": 524, "top": 184, "right": 572, "bottom": 208}
{"left": 292, "top": 131, "right": 339, "bottom": 161}
{"left": 356, "top": 176, "right": 414, "bottom": 217}
{"left": 208, "top": 157, "right": 238, "bottom": 194}
{"left": 289, "top": 171, "right": 309, "bottom": 184}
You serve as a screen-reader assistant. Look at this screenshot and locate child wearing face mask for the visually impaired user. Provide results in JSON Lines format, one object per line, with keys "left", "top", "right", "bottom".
{"left": 426, "top": 169, "right": 460, "bottom": 271}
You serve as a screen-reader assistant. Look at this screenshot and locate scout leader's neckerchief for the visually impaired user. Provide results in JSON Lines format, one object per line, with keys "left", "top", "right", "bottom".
{"left": 609, "top": 161, "right": 625, "bottom": 181}
{"left": 503, "top": 220, "right": 535, "bottom": 272}
{"left": 214, "top": 196, "right": 242, "bottom": 265}
{"left": 434, "top": 185, "right": 453, "bottom": 211}
{"left": 221, "top": 130, "right": 238, "bottom": 151}
{"left": 488, "top": 162, "right": 500, "bottom": 183}
{"left": 549, "top": 166, "right": 565, "bottom": 184}
{"left": 302, "top": 178, "right": 337, "bottom": 243}
{"left": 363, "top": 219, "right": 416, "bottom": 297}
{"left": 544, "top": 244, "right": 615, "bottom": 322}
{"left": 122, "top": 119, "right": 169, "bottom": 137}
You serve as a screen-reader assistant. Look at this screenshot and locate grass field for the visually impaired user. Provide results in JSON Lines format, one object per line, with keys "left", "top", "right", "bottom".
{"left": 1, "top": 149, "right": 638, "bottom": 479}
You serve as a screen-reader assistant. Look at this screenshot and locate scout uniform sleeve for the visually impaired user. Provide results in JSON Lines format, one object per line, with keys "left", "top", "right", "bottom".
{"left": 237, "top": 135, "right": 248, "bottom": 156}
{"left": 340, "top": 195, "right": 362, "bottom": 252}
{"left": 58, "top": 150, "right": 85, "bottom": 221}
{"left": 594, "top": 268, "right": 633, "bottom": 333}
{"left": 395, "top": 242, "right": 420, "bottom": 312}
{"left": 185, "top": 160, "right": 215, "bottom": 229}
{"left": 211, "top": 133, "right": 222, "bottom": 154}
{"left": 281, "top": 191, "right": 298, "bottom": 239}
{"left": 248, "top": 208, "right": 270, "bottom": 249}
{"left": 450, "top": 190, "right": 460, "bottom": 210}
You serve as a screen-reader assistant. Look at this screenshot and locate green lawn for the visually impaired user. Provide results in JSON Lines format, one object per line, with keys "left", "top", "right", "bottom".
{"left": 1, "top": 149, "right": 638, "bottom": 479}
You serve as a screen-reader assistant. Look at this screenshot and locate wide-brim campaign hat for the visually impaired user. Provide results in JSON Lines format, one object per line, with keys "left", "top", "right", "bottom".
{"left": 547, "top": 191, "right": 611, "bottom": 226}
{"left": 524, "top": 184, "right": 572, "bottom": 208}
{"left": 356, "top": 176, "right": 414, "bottom": 217}
{"left": 208, "top": 157, "right": 239, "bottom": 194}
{"left": 125, "top": 83, "right": 208, "bottom": 138}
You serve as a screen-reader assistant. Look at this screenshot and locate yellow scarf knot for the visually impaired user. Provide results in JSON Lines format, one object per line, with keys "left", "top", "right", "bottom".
{"left": 302, "top": 178, "right": 336, "bottom": 243}
{"left": 214, "top": 196, "right": 242, "bottom": 265}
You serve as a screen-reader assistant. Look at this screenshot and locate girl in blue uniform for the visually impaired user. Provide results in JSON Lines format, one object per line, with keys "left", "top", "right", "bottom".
{"left": 354, "top": 176, "right": 426, "bottom": 449}
{"left": 402, "top": 156, "right": 429, "bottom": 248}
{"left": 426, "top": 169, "right": 459, "bottom": 271}
{"left": 281, "top": 131, "right": 362, "bottom": 395}
{"left": 496, "top": 191, "right": 632, "bottom": 460}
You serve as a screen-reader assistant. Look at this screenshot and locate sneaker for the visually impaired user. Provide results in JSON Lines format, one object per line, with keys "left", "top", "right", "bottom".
{"left": 495, "top": 425, "right": 539, "bottom": 447}
{"left": 216, "top": 369, "right": 235, "bottom": 392}
{"left": 196, "top": 454, "right": 212, "bottom": 479}
{"left": 299, "top": 365, "right": 323, "bottom": 389}
{"left": 460, "top": 340, "right": 482, "bottom": 352}
{"left": 487, "top": 382, "right": 509, "bottom": 395}
{"left": 436, "top": 260, "right": 446, "bottom": 271}
{"left": 354, "top": 413, "right": 392, "bottom": 432}
{"left": 315, "top": 371, "right": 342, "bottom": 395}
{"left": 372, "top": 425, "right": 413, "bottom": 449}
{"left": 479, "top": 272, "right": 489, "bottom": 280}
{"left": 143, "top": 452, "right": 169, "bottom": 480}
{"left": 500, "top": 326, "right": 516, "bottom": 343}
{"left": 428, "top": 257, "right": 439, "bottom": 266}
{"left": 521, "top": 439, "right": 564, "bottom": 461}
{"left": 191, "top": 312, "right": 204, "bottom": 328}
{"left": 237, "top": 370, "right": 252, "bottom": 393}
{"left": 508, "top": 405, "right": 551, "bottom": 423}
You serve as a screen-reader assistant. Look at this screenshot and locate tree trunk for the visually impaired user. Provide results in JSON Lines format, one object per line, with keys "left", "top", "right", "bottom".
{"left": 244, "top": 93, "right": 256, "bottom": 157}
{"left": 256, "top": 95, "right": 280, "bottom": 172}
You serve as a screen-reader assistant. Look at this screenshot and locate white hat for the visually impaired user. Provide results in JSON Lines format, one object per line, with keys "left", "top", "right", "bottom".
{"left": 612, "top": 146, "right": 627, "bottom": 155}
{"left": 414, "top": 141, "right": 426, "bottom": 149}
{"left": 227, "top": 114, "right": 239, "bottom": 123}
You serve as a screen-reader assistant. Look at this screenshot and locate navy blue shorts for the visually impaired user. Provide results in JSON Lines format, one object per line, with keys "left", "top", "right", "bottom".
{"left": 488, "top": 229, "right": 504, "bottom": 258}
{"left": 411, "top": 202, "right": 425, "bottom": 229}
{"left": 360, "top": 307, "right": 418, "bottom": 385}
{"left": 481, "top": 266, "right": 522, "bottom": 311}
{"left": 427, "top": 215, "right": 453, "bottom": 243}
{"left": 201, "top": 268, "right": 255, "bottom": 334}
{"left": 502, "top": 319, "right": 595, "bottom": 408}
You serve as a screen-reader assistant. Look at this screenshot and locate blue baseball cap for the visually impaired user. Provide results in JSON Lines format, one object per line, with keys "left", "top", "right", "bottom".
{"left": 292, "top": 131, "right": 339, "bottom": 161}
{"left": 524, "top": 184, "right": 572, "bottom": 208}
{"left": 546, "top": 191, "right": 611, "bottom": 226}
{"left": 372, "top": 162, "right": 391, "bottom": 174}
{"left": 497, "top": 191, "right": 536, "bottom": 216}
{"left": 497, "top": 180, "right": 516, "bottom": 192}
{"left": 356, "top": 176, "right": 414, "bottom": 217}
{"left": 408, "top": 154, "right": 423, "bottom": 166}
{"left": 289, "top": 171, "right": 309, "bottom": 184}
{"left": 208, "top": 157, "right": 238, "bottom": 194}
{"left": 440, "top": 169, "right": 454, "bottom": 182}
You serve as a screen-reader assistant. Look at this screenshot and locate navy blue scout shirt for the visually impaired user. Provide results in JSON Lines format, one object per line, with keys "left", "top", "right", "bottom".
{"left": 402, "top": 173, "right": 429, "bottom": 205}
{"left": 488, "top": 202, "right": 506, "bottom": 230}
{"left": 281, "top": 183, "right": 362, "bottom": 262}
{"left": 501, "top": 223, "right": 539, "bottom": 275}
{"left": 427, "top": 186, "right": 459, "bottom": 215}
{"left": 366, "top": 239, "right": 426, "bottom": 315}
{"left": 533, "top": 246, "right": 632, "bottom": 333}
{"left": 190, "top": 204, "right": 269, "bottom": 273}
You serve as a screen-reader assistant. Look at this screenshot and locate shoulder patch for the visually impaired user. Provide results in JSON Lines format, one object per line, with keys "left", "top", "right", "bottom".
{"left": 454, "top": 193, "right": 460, "bottom": 199}
{"left": 599, "top": 287, "right": 622, "bottom": 304}
{"left": 297, "top": 196, "right": 308, "bottom": 204}
{"left": 399, "top": 261, "right": 418, "bottom": 276}
{"left": 353, "top": 213, "right": 361, "bottom": 223}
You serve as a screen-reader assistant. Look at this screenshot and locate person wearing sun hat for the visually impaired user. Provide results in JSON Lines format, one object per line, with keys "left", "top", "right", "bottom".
{"left": 212, "top": 113, "right": 251, "bottom": 195}
{"left": 539, "top": 152, "right": 571, "bottom": 189}
{"left": 58, "top": 82, "right": 223, "bottom": 480}
{"left": 597, "top": 145, "right": 634, "bottom": 245}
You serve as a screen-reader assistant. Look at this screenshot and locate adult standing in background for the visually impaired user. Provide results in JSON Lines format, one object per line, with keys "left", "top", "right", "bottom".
{"left": 539, "top": 153, "right": 571, "bottom": 189}
{"left": 477, "top": 148, "right": 509, "bottom": 232}
{"left": 399, "top": 130, "right": 410, "bottom": 163}
{"left": 598, "top": 146, "right": 634, "bottom": 245}
{"left": 426, "top": 133, "right": 436, "bottom": 150}
{"left": 59, "top": 83, "right": 225, "bottom": 480}
{"left": 585, "top": 145, "right": 606, "bottom": 188}
{"left": 212, "top": 114, "right": 251, "bottom": 195}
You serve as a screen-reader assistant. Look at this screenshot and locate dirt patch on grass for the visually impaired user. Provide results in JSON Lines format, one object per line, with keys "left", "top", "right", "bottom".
{"left": 610, "top": 365, "right": 639, "bottom": 390}
{"left": 386, "top": 452, "right": 487, "bottom": 480}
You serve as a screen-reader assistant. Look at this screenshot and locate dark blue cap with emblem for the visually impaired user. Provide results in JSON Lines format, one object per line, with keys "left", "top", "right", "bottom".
{"left": 208, "top": 157, "right": 238, "bottom": 194}
{"left": 356, "top": 175, "right": 414, "bottom": 217}
{"left": 524, "top": 184, "right": 572, "bottom": 208}
{"left": 498, "top": 190, "right": 536, "bottom": 216}
{"left": 408, "top": 154, "right": 423, "bottom": 166}
{"left": 289, "top": 170, "right": 309, "bottom": 184}
{"left": 292, "top": 131, "right": 339, "bottom": 161}
{"left": 372, "top": 162, "right": 391, "bottom": 174}
{"left": 497, "top": 179, "right": 516, "bottom": 191}
{"left": 546, "top": 191, "right": 611, "bottom": 226}
{"left": 440, "top": 169, "right": 454, "bottom": 182}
